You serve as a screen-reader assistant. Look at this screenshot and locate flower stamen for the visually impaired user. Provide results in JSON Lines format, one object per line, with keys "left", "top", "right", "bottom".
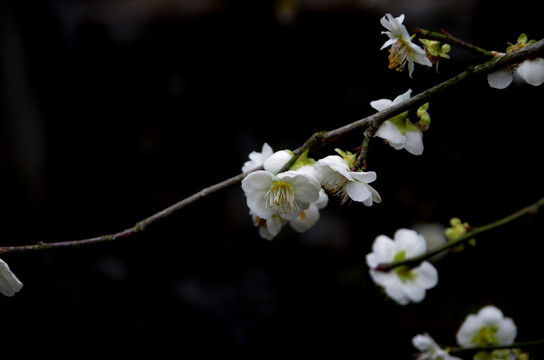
{"left": 322, "top": 175, "right": 350, "bottom": 204}
{"left": 265, "top": 181, "right": 298, "bottom": 215}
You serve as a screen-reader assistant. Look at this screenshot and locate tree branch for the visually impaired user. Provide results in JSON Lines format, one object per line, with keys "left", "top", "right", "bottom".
{"left": 2, "top": 38, "right": 543, "bottom": 254}
{"left": 374, "top": 195, "right": 544, "bottom": 272}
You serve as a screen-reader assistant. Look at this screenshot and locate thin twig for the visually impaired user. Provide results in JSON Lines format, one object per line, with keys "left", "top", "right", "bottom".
{"left": 414, "top": 28, "right": 495, "bottom": 57}
{"left": 374, "top": 196, "right": 544, "bottom": 272}
{"left": 449, "top": 338, "right": 544, "bottom": 356}
{"left": 1, "top": 38, "right": 543, "bottom": 254}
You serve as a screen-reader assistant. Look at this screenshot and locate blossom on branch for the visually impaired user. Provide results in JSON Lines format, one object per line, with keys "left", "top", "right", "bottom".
{"left": 366, "top": 229, "right": 438, "bottom": 305}
{"left": 314, "top": 154, "right": 381, "bottom": 205}
{"left": 488, "top": 34, "right": 544, "bottom": 89}
{"left": 456, "top": 305, "right": 517, "bottom": 348}
{"left": 412, "top": 333, "right": 461, "bottom": 360}
{"left": 242, "top": 169, "right": 321, "bottom": 221}
{"left": 370, "top": 89, "right": 425, "bottom": 155}
{"left": 380, "top": 13, "right": 432, "bottom": 77}
{"left": 0, "top": 258, "right": 23, "bottom": 297}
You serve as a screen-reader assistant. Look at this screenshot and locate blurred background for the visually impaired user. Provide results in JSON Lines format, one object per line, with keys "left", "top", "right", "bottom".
{"left": 1, "top": 0, "right": 543, "bottom": 357}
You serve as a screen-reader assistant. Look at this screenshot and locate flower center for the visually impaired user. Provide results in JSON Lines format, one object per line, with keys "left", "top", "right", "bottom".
{"left": 388, "top": 39, "right": 409, "bottom": 71}
{"left": 393, "top": 250, "right": 418, "bottom": 283}
{"left": 265, "top": 181, "right": 298, "bottom": 215}
{"left": 472, "top": 326, "right": 500, "bottom": 347}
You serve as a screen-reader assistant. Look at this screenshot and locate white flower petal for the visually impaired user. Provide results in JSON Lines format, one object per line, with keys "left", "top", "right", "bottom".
{"left": 242, "top": 171, "right": 275, "bottom": 219}
{"left": 345, "top": 181, "right": 371, "bottom": 203}
{"left": 516, "top": 57, "right": 544, "bottom": 86}
{"left": 263, "top": 150, "right": 292, "bottom": 174}
{"left": 487, "top": 69, "right": 514, "bottom": 89}
{"left": 370, "top": 99, "right": 393, "bottom": 111}
{"left": 0, "top": 259, "right": 23, "bottom": 297}
{"left": 350, "top": 170, "right": 377, "bottom": 184}
{"left": 456, "top": 315, "right": 485, "bottom": 348}
{"left": 375, "top": 121, "right": 406, "bottom": 146}
{"left": 392, "top": 89, "right": 412, "bottom": 104}
{"left": 479, "top": 305, "right": 504, "bottom": 325}
{"left": 242, "top": 142, "right": 274, "bottom": 172}
{"left": 404, "top": 129, "right": 424, "bottom": 155}
{"left": 289, "top": 203, "right": 320, "bottom": 233}
{"left": 394, "top": 228, "right": 427, "bottom": 257}
{"left": 496, "top": 317, "right": 517, "bottom": 345}
{"left": 414, "top": 261, "right": 439, "bottom": 289}
{"left": 402, "top": 279, "right": 426, "bottom": 303}
{"left": 314, "top": 189, "right": 329, "bottom": 210}
{"left": 367, "top": 235, "right": 397, "bottom": 267}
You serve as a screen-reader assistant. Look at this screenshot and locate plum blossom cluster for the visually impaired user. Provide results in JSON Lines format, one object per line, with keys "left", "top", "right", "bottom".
{"left": 241, "top": 144, "right": 381, "bottom": 240}
{"left": 488, "top": 34, "right": 544, "bottom": 89}
{"left": 412, "top": 305, "right": 527, "bottom": 360}
{"left": 381, "top": 14, "right": 544, "bottom": 90}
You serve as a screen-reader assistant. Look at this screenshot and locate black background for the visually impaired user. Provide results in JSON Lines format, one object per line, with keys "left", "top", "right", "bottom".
{"left": 1, "top": 0, "right": 543, "bottom": 357}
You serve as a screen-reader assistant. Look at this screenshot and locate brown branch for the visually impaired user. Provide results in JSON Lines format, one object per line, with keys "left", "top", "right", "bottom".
{"left": 1, "top": 37, "right": 543, "bottom": 254}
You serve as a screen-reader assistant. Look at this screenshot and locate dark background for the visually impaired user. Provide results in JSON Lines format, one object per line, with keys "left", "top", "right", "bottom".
{"left": 1, "top": 0, "right": 543, "bottom": 357}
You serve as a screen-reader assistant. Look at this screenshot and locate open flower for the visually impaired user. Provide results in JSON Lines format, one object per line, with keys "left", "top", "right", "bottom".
{"left": 380, "top": 13, "right": 432, "bottom": 77}
{"left": 0, "top": 258, "right": 23, "bottom": 297}
{"left": 456, "top": 305, "right": 517, "bottom": 348}
{"left": 371, "top": 89, "right": 424, "bottom": 155}
{"left": 242, "top": 169, "right": 321, "bottom": 220}
{"left": 242, "top": 142, "right": 274, "bottom": 172}
{"left": 314, "top": 155, "right": 381, "bottom": 206}
{"left": 366, "top": 229, "right": 438, "bottom": 305}
{"left": 412, "top": 333, "right": 461, "bottom": 360}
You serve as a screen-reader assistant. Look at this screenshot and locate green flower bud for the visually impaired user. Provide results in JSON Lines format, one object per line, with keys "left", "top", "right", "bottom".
{"left": 416, "top": 103, "right": 431, "bottom": 132}
{"left": 334, "top": 148, "right": 357, "bottom": 169}
{"left": 445, "top": 217, "right": 475, "bottom": 252}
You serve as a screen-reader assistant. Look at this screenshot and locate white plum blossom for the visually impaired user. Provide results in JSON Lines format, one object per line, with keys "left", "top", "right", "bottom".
{"left": 242, "top": 142, "right": 274, "bottom": 172}
{"left": 380, "top": 13, "right": 432, "bottom": 77}
{"left": 488, "top": 57, "right": 544, "bottom": 89}
{"left": 314, "top": 155, "right": 381, "bottom": 206}
{"left": 366, "top": 229, "right": 438, "bottom": 305}
{"left": 456, "top": 305, "right": 517, "bottom": 348}
{"left": 371, "top": 89, "right": 424, "bottom": 155}
{"left": 242, "top": 169, "right": 321, "bottom": 221}
{"left": 0, "top": 258, "right": 23, "bottom": 297}
{"left": 412, "top": 333, "right": 461, "bottom": 360}
{"left": 249, "top": 165, "right": 328, "bottom": 240}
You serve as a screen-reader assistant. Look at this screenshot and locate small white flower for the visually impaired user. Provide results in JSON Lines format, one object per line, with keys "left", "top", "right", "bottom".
{"left": 242, "top": 142, "right": 274, "bottom": 172}
{"left": 242, "top": 169, "right": 321, "bottom": 220}
{"left": 366, "top": 229, "right": 438, "bottom": 305}
{"left": 251, "top": 212, "right": 285, "bottom": 240}
{"left": 456, "top": 305, "right": 517, "bottom": 348}
{"left": 371, "top": 89, "right": 424, "bottom": 155}
{"left": 412, "top": 333, "right": 462, "bottom": 360}
{"left": 314, "top": 155, "right": 381, "bottom": 206}
{"left": 0, "top": 258, "right": 23, "bottom": 297}
{"left": 487, "top": 57, "right": 544, "bottom": 89}
{"left": 380, "top": 13, "right": 432, "bottom": 77}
